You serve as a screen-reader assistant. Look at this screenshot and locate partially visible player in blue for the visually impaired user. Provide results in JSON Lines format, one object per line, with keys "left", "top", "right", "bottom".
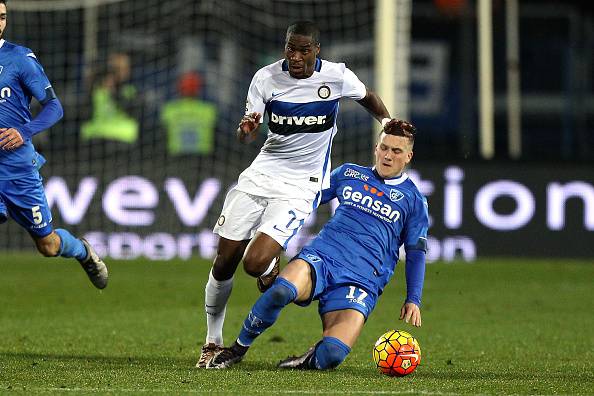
{"left": 208, "top": 119, "right": 428, "bottom": 369}
{"left": 0, "top": 0, "right": 107, "bottom": 289}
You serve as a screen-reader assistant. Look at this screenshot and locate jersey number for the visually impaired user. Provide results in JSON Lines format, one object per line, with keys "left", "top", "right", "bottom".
{"left": 32, "top": 205, "right": 43, "bottom": 225}
{"left": 346, "top": 286, "right": 368, "bottom": 302}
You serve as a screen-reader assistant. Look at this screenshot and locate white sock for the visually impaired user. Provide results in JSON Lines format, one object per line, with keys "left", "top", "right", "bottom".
{"left": 204, "top": 269, "right": 234, "bottom": 345}
{"left": 260, "top": 256, "right": 278, "bottom": 277}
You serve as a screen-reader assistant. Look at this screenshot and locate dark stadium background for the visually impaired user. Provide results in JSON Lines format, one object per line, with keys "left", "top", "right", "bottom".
{"left": 1, "top": 0, "right": 592, "bottom": 260}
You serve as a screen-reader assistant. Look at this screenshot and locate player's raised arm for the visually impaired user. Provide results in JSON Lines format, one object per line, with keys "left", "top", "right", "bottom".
{"left": 356, "top": 87, "right": 391, "bottom": 125}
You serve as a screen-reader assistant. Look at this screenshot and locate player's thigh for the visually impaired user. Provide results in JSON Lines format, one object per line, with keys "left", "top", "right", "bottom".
{"left": 318, "top": 284, "right": 378, "bottom": 346}
{"left": 321, "top": 309, "right": 366, "bottom": 348}
{"left": 1, "top": 176, "right": 53, "bottom": 237}
{"left": 258, "top": 197, "right": 315, "bottom": 249}
{"left": 213, "top": 188, "right": 266, "bottom": 241}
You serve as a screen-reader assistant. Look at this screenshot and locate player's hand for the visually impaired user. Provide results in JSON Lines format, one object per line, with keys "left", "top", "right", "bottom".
{"left": 0, "top": 128, "right": 25, "bottom": 151}
{"left": 399, "top": 301, "right": 422, "bottom": 327}
{"left": 237, "top": 112, "right": 261, "bottom": 143}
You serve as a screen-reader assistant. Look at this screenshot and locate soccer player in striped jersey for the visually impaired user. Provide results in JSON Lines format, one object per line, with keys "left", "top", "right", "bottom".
{"left": 207, "top": 120, "right": 428, "bottom": 370}
{"left": 0, "top": 0, "right": 107, "bottom": 289}
{"left": 198, "top": 20, "right": 399, "bottom": 367}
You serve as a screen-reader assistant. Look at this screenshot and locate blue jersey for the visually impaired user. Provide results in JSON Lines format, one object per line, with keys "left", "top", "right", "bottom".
{"left": 0, "top": 39, "right": 53, "bottom": 180}
{"left": 306, "top": 163, "right": 429, "bottom": 295}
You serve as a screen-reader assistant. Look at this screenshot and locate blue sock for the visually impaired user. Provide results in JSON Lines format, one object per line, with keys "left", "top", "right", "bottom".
{"left": 312, "top": 336, "right": 351, "bottom": 369}
{"left": 237, "top": 277, "right": 297, "bottom": 346}
{"left": 55, "top": 229, "right": 87, "bottom": 260}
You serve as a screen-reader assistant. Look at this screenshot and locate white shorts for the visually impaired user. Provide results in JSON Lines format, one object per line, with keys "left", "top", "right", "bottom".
{"left": 213, "top": 187, "right": 316, "bottom": 249}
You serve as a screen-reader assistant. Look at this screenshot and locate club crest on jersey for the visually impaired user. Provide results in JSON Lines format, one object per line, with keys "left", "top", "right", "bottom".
{"left": 390, "top": 189, "right": 404, "bottom": 202}
{"left": 318, "top": 84, "right": 331, "bottom": 99}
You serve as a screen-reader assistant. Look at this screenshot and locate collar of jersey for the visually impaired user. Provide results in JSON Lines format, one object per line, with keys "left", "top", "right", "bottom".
{"left": 372, "top": 167, "right": 409, "bottom": 185}
{"left": 0, "top": 39, "right": 4, "bottom": 49}
{"left": 282, "top": 58, "right": 322, "bottom": 73}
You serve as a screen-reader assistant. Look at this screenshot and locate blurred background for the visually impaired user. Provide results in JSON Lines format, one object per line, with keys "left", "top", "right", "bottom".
{"left": 1, "top": 0, "right": 592, "bottom": 261}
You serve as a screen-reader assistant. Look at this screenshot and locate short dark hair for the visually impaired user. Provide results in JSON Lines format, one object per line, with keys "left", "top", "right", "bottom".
{"left": 0, "top": 0, "right": 6, "bottom": 5}
{"left": 382, "top": 119, "right": 417, "bottom": 145}
{"left": 286, "top": 21, "right": 320, "bottom": 44}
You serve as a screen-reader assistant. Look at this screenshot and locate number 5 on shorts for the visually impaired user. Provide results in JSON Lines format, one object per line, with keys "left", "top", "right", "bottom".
{"left": 32, "top": 205, "right": 43, "bottom": 225}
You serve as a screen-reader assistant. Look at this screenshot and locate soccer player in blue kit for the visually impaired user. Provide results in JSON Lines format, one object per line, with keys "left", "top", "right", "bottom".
{"left": 0, "top": 0, "right": 107, "bottom": 289}
{"left": 207, "top": 119, "right": 429, "bottom": 369}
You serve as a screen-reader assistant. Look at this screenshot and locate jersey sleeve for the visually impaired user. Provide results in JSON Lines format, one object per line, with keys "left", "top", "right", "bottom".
{"left": 320, "top": 165, "right": 342, "bottom": 204}
{"left": 244, "top": 70, "right": 266, "bottom": 119}
{"left": 340, "top": 67, "right": 366, "bottom": 100}
{"left": 403, "top": 194, "right": 429, "bottom": 252}
{"left": 17, "top": 51, "right": 53, "bottom": 103}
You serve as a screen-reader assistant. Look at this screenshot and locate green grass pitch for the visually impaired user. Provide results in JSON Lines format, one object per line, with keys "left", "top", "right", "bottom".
{"left": 0, "top": 254, "right": 592, "bottom": 395}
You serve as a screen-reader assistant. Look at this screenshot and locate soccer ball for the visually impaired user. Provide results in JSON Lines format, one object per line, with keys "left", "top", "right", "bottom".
{"left": 373, "top": 330, "right": 421, "bottom": 377}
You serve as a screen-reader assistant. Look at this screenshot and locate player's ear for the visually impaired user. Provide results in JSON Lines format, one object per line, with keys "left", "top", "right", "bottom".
{"left": 315, "top": 44, "right": 320, "bottom": 56}
{"left": 406, "top": 150, "right": 414, "bottom": 164}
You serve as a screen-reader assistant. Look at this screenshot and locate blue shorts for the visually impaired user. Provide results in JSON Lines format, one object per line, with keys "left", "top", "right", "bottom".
{"left": 295, "top": 247, "right": 379, "bottom": 320}
{"left": 0, "top": 172, "right": 53, "bottom": 237}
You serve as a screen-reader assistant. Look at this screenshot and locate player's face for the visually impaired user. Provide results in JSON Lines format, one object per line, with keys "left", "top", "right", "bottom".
{"left": 374, "top": 133, "right": 413, "bottom": 179}
{"left": 0, "top": 4, "right": 7, "bottom": 40}
{"left": 284, "top": 33, "right": 320, "bottom": 79}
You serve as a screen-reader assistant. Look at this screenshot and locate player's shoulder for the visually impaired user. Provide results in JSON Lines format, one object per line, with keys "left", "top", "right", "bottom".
{"left": 318, "top": 59, "right": 348, "bottom": 76}
{"left": 319, "top": 59, "right": 346, "bottom": 72}
{"left": 333, "top": 162, "right": 373, "bottom": 180}
{"left": 254, "top": 59, "right": 285, "bottom": 79}
{"left": 7, "top": 41, "right": 34, "bottom": 56}
{"left": 398, "top": 174, "right": 422, "bottom": 194}
{"left": 400, "top": 175, "right": 428, "bottom": 208}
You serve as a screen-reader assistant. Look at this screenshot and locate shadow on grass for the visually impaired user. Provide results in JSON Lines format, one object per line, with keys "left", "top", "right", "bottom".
{"left": 0, "top": 351, "right": 294, "bottom": 373}
{"left": 0, "top": 352, "right": 192, "bottom": 368}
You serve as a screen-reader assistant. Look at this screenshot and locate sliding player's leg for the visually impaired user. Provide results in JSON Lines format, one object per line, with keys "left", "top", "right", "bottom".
{"left": 278, "top": 280, "right": 376, "bottom": 370}
{"left": 277, "top": 309, "right": 365, "bottom": 370}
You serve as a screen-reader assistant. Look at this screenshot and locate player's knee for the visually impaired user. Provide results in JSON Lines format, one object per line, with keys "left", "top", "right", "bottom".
{"left": 315, "top": 337, "right": 351, "bottom": 370}
{"left": 267, "top": 278, "right": 297, "bottom": 306}
{"left": 35, "top": 233, "right": 61, "bottom": 257}
{"left": 242, "top": 253, "right": 269, "bottom": 277}
{"left": 36, "top": 239, "right": 59, "bottom": 257}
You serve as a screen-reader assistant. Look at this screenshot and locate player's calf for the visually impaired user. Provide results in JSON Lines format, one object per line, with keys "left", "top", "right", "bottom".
{"left": 34, "top": 232, "right": 62, "bottom": 257}
{"left": 314, "top": 337, "right": 351, "bottom": 369}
